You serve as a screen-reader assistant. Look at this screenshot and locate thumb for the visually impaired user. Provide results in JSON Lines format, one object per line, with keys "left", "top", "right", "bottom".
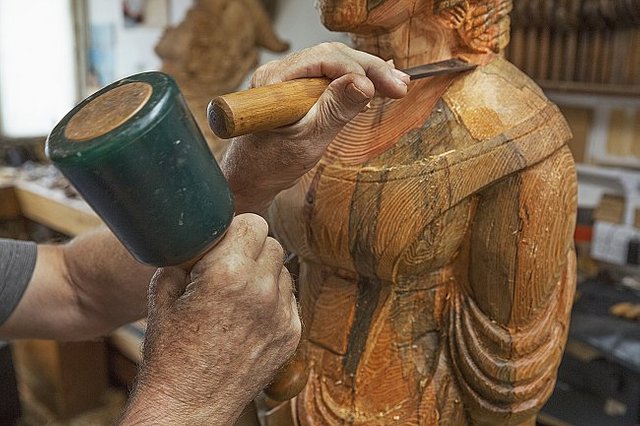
{"left": 307, "top": 73, "right": 374, "bottom": 136}
{"left": 148, "top": 267, "right": 189, "bottom": 312}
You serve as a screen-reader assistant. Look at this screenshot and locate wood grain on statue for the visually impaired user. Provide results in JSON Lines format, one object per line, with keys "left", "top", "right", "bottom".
{"left": 261, "top": 1, "right": 576, "bottom": 424}
{"left": 268, "top": 66, "right": 574, "bottom": 425}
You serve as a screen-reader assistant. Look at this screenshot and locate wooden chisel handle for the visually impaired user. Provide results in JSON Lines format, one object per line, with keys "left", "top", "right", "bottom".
{"left": 208, "top": 77, "right": 330, "bottom": 139}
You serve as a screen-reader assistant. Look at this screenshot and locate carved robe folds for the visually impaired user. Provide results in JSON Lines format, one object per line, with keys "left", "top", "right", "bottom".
{"left": 267, "top": 56, "right": 577, "bottom": 425}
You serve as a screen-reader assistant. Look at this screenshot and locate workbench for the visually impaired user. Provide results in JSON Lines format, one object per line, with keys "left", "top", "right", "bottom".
{"left": 0, "top": 167, "right": 102, "bottom": 234}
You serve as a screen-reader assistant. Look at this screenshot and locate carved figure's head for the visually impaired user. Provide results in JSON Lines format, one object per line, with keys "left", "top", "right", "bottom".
{"left": 436, "top": 0, "right": 512, "bottom": 52}
{"left": 316, "top": 0, "right": 512, "bottom": 53}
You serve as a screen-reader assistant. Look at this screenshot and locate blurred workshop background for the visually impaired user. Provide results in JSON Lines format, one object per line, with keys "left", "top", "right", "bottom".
{"left": 0, "top": 1, "right": 639, "bottom": 425}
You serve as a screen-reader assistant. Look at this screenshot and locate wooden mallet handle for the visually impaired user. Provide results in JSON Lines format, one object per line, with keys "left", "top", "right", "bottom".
{"left": 208, "top": 77, "right": 330, "bottom": 139}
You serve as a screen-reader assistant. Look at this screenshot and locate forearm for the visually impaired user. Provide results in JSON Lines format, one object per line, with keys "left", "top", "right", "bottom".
{"left": 0, "top": 244, "right": 82, "bottom": 340}
{"left": 0, "top": 228, "right": 155, "bottom": 341}
{"left": 119, "top": 378, "right": 245, "bottom": 426}
{"left": 61, "top": 228, "right": 156, "bottom": 336}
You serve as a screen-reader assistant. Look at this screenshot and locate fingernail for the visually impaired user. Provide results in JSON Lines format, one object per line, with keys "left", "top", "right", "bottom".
{"left": 345, "top": 82, "right": 370, "bottom": 104}
{"left": 392, "top": 68, "right": 410, "bottom": 85}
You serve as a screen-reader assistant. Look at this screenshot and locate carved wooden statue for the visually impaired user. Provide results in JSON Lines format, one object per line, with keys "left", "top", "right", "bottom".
{"left": 155, "top": 0, "right": 288, "bottom": 159}
{"left": 264, "top": 1, "right": 577, "bottom": 424}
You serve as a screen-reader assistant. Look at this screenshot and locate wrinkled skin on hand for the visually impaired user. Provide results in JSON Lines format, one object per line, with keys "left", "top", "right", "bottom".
{"left": 121, "top": 214, "right": 301, "bottom": 425}
{"left": 221, "top": 42, "right": 410, "bottom": 214}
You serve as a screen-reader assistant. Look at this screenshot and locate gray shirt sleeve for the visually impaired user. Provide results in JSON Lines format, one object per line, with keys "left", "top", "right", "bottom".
{"left": 0, "top": 239, "right": 37, "bottom": 325}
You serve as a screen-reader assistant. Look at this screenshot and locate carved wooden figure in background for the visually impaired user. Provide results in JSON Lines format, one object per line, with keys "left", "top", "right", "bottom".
{"left": 265, "top": 0, "right": 577, "bottom": 424}
{"left": 155, "top": 0, "right": 288, "bottom": 159}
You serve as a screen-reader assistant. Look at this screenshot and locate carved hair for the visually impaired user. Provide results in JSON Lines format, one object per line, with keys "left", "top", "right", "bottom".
{"left": 436, "top": 0, "right": 513, "bottom": 53}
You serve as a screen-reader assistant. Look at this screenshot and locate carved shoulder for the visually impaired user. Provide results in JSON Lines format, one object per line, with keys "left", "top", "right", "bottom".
{"left": 443, "top": 56, "right": 554, "bottom": 142}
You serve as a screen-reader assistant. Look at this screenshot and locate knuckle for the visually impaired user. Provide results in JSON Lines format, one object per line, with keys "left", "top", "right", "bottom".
{"left": 284, "top": 320, "right": 302, "bottom": 354}
{"left": 317, "top": 42, "right": 337, "bottom": 54}
{"left": 252, "top": 271, "right": 279, "bottom": 300}
{"left": 237, "top": 213, "right": 268, "bottom": 233}
{"left": 290, "top": 315, "right": 302, "bottom": 342}
{"left": 250, "top": 70, "right": 265, "bottom": 88}
{"left": 231, "top": 213, "right": 269, "bottom": 240}
{"left": 249, "top": 73, "right": 261, "bottom": 88}
{"left": 266, "top": 236, "right": 285, "bottom": 257}
{"left": 251, "top": 60, "right": 278, "bottom": 87}
{"left": 216, "top": 253, "right": 250, "bottom": 280}
{"left": 265, "top": 297, "right": 301, "bottom": 351}
{"left": 319, "top": 93, "right": 351, "bottom": 126}
{"left": 280, "top": 265, "right": 293, "bottom": 285}
{"left": 262, "top": 59, "right": 280, "bottom": 69}
{"left": 329, "top": 41, "right": 348, "bottom": 51}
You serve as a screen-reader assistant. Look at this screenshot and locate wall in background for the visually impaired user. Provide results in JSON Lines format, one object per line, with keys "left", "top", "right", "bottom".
{"left": 0, "top": 0, "right": 349, "bottom": 139}
{"left": 259, "top": 0, "right": 349, "bottom": 69}
{"left": 85, "top": 0, "right": 192, "bottom": 93}
{"left": 85, "top": 0, "right": 348, "bottom": 93}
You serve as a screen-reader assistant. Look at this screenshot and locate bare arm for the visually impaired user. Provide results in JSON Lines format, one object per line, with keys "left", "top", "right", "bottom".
{"left": 0, "top": 227, "right": 155, "bottom": 341}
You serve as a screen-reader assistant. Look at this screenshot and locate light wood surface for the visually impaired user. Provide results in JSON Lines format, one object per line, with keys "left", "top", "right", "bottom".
{"left": 0, "top": 168, "right": 102, "bottom": 237}
{"left": 12, "top": 340, "right": 108, "bottom": 420}
{"left": 0, "top": 185, "right": 20, "bottom": 220}
{"left": 209, "top": 78, "right": 330, "bottom": 138}
{"left": 65, "top": 82, "right": 152, "bottom": 142}
{"left": 13, "top": 180, "right": 102, "bottom": 236}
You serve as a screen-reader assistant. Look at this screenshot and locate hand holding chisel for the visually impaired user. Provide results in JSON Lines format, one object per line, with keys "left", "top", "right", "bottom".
{"left": 208, "top": 58, "right": 476, "bottom": 139}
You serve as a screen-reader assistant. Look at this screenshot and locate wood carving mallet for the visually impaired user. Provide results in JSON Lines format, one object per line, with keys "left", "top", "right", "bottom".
{"left": 46, "top": 72, "right": 234, "bottom": 267}
{"left": 208, "top": 58, "right": 477, "bottom": 139}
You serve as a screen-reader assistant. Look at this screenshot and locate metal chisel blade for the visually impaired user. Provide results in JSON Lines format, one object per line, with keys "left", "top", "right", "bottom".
{"left": 401, "top": 58, "right": 477, "bottom": 80}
